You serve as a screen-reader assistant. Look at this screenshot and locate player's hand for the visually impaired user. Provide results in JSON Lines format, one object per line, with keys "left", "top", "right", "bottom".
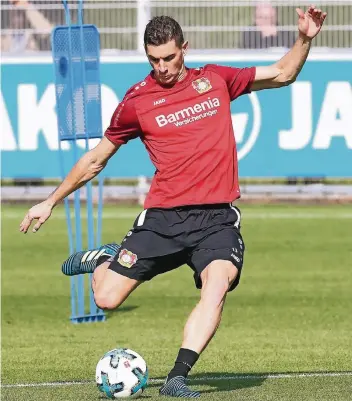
{"left": 296, "top": 5, "right": 327, "bottom": 39}
{"left": 19, "top": 201, "right": 53, "bottom": 234}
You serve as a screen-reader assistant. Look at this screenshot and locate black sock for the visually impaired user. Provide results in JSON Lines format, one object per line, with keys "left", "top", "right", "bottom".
{"left": 167, "top": 348, "right": 199, "bottom": 381}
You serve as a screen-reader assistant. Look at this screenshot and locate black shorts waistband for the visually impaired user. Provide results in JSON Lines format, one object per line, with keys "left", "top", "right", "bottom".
{"left": 151, "top": 203, "right": 231, "bottom": 212}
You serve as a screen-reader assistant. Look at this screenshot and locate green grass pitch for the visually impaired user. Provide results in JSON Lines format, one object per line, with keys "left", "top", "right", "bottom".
{"left": 2, "top": 203, "right": 352, "bottom": 400}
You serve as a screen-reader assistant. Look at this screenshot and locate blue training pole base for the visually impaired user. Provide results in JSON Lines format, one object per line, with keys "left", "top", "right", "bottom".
{"left": 70, "top": 274, "right": 106, "bottom": 324}
{"left": 71, "top": 314, "right": 106, "bottom": 324}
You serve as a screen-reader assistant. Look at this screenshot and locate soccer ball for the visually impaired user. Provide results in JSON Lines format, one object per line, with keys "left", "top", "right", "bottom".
{"left": 96, "top": 348, "right": 148, "bottom": 399}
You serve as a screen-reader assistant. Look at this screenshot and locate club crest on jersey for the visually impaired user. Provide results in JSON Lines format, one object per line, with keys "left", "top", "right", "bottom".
{"left": 118, "top": 249, "right": 138, "bottom": 268}
{"left": 192, "top": 78, "right": 212, "bottom": 94}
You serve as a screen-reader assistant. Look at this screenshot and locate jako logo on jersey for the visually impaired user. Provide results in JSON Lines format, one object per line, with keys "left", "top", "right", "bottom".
{"left": 192, "top": 78, "right": 212, "bottom": 94}
{"left": 155, "top": 97, "right": 220, "bottom": 127}
{"left": 154, "top": 98, "right": 166, "bottom": 106}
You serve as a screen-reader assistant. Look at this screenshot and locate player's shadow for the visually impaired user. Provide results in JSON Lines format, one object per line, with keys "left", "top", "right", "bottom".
{"left": 96, "top": 372, "right": 266, "bottom": 399}
{"left": 191, "top": 372, "right": 266, "bottom": 394}
{"left": 149, "top": 372, "right": 266, "bottom": 395}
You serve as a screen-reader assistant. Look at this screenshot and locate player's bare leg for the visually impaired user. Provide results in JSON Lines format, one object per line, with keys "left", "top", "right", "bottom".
{"left": 62, "top": 245, "right": 141, "bottom": 310}
{"left": 93, "top": 262, "right": 141, "bottom": 310}
{"left": 182, "top": 260, "right": 238, "bottom": 353}
{"left": 160, "top": 260, "right": 237, "bottom": 398}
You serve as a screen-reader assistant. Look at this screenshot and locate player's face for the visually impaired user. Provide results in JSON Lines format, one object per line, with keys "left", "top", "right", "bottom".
{"left": 146, "top": 40, "right": 188, "bottom": 86}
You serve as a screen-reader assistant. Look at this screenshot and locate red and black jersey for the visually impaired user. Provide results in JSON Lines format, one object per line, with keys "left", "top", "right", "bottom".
{"left": 105, "top": 64, "right": 256, "bottom": 209}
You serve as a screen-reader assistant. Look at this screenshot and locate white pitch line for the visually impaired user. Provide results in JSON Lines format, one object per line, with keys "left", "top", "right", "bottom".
{"left": 2, "top": 381, "right": 92, "bottom": 388}
{"left": 2, "top": 371, "right": 352, "bottom": 388}
{"left": 4, "top": 211, "right": 352, "bottom": 220}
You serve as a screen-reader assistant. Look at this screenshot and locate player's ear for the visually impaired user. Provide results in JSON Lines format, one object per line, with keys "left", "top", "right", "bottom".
{"left": 181, "top": 41, "right": 189, "bottom": 56}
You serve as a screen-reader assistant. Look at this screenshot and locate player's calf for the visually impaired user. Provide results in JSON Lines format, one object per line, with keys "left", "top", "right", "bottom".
{"left": 61, "top": 243, "right": 120, "bottom": 276}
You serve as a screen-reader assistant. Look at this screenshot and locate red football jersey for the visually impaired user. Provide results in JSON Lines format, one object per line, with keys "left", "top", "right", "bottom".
{"left": 105, "top": 64, "right": 256, "bottom": 209}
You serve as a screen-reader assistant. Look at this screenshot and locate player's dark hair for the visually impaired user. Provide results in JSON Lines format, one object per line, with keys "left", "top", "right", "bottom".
{"left": 144, "top": 16, "right": 184, "bottom": 49}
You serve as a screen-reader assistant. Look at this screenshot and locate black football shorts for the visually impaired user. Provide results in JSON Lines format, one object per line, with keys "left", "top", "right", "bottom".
{"left": 109, "top": 203, "right": 245, "bottom": 291}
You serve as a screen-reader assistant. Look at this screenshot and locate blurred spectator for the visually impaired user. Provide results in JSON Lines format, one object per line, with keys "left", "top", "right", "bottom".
{"left": 1, "top": 0, "right": 52, "bottom": 52}
{"left": 239, "top": 2, "right": 296, "bottom": 49}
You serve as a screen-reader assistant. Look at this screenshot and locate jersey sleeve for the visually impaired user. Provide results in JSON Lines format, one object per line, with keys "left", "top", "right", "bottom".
{"left": 206, "top": 64, "right": 256, "bottom": 101}
{"left": 104, "top": 96, "right": 141, "bottom": 146}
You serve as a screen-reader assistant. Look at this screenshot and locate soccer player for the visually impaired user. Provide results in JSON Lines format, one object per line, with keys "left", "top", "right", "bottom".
{"left": 20, "top": 7, "right": 326, "bottom": 398}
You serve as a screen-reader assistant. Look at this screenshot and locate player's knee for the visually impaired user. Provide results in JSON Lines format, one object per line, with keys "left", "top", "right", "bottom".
{"left": 94, "top": 292, "right": 122, "bottom": 310}
{"left": 202, "top": 260, "right": 238, "bottom": 286}
{"left": 201, "top": 279, "right": 229, "bottom": 307}
{"left": 201, "top": 261, "right": 238, "bottom": 305}
{"left": 227, "top": 264, "right": 238, "bottom": 285}
{"left": 201, "top": 277, "right": 229, "bottom": 307}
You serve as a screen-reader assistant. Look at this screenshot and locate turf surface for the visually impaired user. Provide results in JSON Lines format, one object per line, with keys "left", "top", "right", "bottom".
{"left": 2, "top": 204, "right": 352, "bottom": 400}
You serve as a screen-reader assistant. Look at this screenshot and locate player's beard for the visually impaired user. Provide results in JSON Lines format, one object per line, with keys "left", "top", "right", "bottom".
{"left": 155, "top": 52, "right": 186, "bottom": 86}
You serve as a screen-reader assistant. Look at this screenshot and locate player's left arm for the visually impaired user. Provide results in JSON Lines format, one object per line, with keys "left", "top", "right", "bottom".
{"left": 251, "top": 6, "right": 327, "bottom": 91}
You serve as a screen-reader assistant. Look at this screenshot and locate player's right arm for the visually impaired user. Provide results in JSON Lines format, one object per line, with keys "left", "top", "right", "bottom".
{"left": 20, "top": 91, "right": 141, "bottom": 234}
{"left": 19, "top": 138, "right": 120, "bottom": 233}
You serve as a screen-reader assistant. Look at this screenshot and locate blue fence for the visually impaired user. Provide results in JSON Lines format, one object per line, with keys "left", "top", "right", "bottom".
{"left": 1, "top": 53, "right": 352, "bottom": 178}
